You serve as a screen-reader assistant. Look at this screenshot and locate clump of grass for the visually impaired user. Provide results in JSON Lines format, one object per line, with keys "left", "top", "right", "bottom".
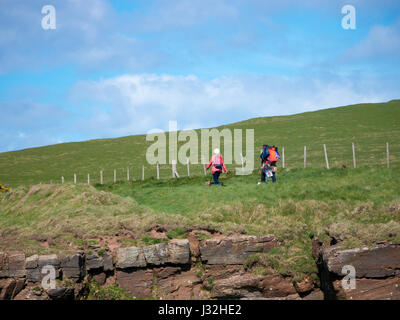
{"left": 196, "top": 269, "right": 204, "bottom": 279}
{"left": 264, "top": 240, "right": 318, "bottom": 283}
{"left": 57, "top": 277, "right": 75, "bottom": 289}
{"left": 86, "top": 279, "right": 133, "bottom": 300}
{"left": 244, "top": 253, "right": 269, "bottom": 271}
{"left": 194, "top": 231, "right": 211, "bottom": 241}
{"left": 119, "top": 238, "right": 138, "bottom": 247}
{"left": 32, "top": 286, "right": 41, "bottom": 292}
{"left": 166, "top": 227, "right": 188, "bottom": 239}
{"left": 140, "top": 235, "right": 169, "bottom": 246}
{"left": 202, "top": 277, "right": 214, "bottom": 291}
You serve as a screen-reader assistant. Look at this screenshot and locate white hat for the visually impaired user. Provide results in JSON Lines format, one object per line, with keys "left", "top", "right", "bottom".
{"left": 213, "top": 148, "right": 220, "bottom": 155}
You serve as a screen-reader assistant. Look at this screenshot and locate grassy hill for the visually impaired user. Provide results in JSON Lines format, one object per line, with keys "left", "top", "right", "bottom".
{"left": 1, "top": 100, "right": 399, "bottom": 282}
{"left": 1, "top": 167, "right": 399, "bottom": 281}
{"left": 0, "top": 100, "right": 399, "bottom": 187}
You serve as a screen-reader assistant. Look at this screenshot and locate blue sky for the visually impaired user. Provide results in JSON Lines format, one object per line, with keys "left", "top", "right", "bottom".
{"left": 0, "top": 0, "right": 399, "bottom": 152}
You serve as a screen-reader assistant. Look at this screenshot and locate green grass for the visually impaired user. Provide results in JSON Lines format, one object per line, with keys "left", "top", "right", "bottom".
{"left": 0, "top": 100, "right": 399, "bottom": 187}
{"left": 140, "top": 235, "right": 169, "bottom": 246}
{"left": 86, "top": 279, "right": 134, "bottom": 300}
{"left": 95, "top": 166, "right": 400, "bottom": 280}
{"left": 166, "top": 227, "right": 188, "bottom": 239}
{"left": 0, "top": 100, "right": 399, "bottom": 282}
{"left": 1, "top": 166, "right": 399, "bottom": 281}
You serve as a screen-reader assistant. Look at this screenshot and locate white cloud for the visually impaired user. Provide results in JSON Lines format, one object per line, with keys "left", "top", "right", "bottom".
{"left": 2, "top": 72, "right": 398, "bottom": 152}
{"left": 344, "top": 18, "right": 400, "bottom": 61}
{"left": 69, "top": 73, "right": 396, "bottom": 138}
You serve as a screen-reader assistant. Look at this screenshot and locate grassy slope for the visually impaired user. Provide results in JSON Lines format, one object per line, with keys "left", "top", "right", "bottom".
{"left": 99, "top": 167, "right": 400, "bottom": 279}
{"left": 1, "top": 100, "right": 400, "bottom": 281}
{"left": 1, "top": 166, "right": 399, "bottom": 280}
{"left": 0, "top": 100, "right": 399, "bottom": 186}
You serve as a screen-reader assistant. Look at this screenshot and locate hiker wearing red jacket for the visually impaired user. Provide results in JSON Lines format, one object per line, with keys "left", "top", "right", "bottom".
{"left": 206, "top": 148, "right": 228, "bottom": 186}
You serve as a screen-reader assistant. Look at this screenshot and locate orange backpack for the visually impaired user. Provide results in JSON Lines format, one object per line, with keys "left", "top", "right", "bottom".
{"left": 268, "top": 148, "right": 278, "bottom": 162}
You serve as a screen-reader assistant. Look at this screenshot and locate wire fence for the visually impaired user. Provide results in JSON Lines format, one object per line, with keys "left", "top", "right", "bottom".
{"left": 50, "top": 141, "right": 398, "bottom": 186}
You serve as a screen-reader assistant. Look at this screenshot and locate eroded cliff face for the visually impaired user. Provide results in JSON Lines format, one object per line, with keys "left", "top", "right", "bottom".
{"left": 318, "top": 244, "right": 400, "bottom": 300}
{"left": 1, "top": 233, "right": 399, "bottom": 300}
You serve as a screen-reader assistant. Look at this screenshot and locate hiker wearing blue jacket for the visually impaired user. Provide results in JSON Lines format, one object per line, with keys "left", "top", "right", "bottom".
{"left": 259, "top": 145, "right": 280, "bottom": 184}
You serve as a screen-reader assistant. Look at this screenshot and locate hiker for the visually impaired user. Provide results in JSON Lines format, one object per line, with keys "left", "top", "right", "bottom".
{"left": 259, "top": 145, "right": 280, "bottom": 184}
{"left": 206, "top": 148, "right": 228, "bottom": 186}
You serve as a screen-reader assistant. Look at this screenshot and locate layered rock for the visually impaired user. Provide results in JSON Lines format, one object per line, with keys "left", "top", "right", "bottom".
{"left": 114, "top": 240, "right": 192, "bottom": 299}
{"left": 320, "top": 244, "right": 400, "bottom": 300}
{"left": 210, "top": 272, "right": 298, "bottom": 299}
{"left": 116, "top": 247, "right": 147, "bottom": 269}
{"left": 200, "top": 235, "right": 279, "bottom": 265}
{"left": 332, "top": 277, "right": 400, "bottom": 300}
{"left": 4, "top": 236, "right": 399, "bottom": 300}
{"left": 25, "top": 254, "right": 60, "bottom": 283}
{"left": 116, "top": 239, "right": 190, "bottom": 269}
{"left": 0, "top": 252, "right": 26, "bottom": 278}
{"left": 86, "top": 253, "right": 104, "bottom": 272}
{"left": 0, "top": 278, "right": 25, "bottom": 300}
{"left": 61, "top": 254, "right": 84, "bottom": 280}
{"left": 322, "top": 244, "right": 400, "bottom": 278}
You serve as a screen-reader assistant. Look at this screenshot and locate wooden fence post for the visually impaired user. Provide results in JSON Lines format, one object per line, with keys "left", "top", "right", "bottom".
{"left": 304, "top": 146, "right": 307, "bottom": 168}
{"left": 127, "top": 167, "right": 130, "bottom": 181}
{"left": 114, "top": 169, "right": 116, "bottom": 183}
{"left": 352, "top": 143, "right": 356, "bottom": 168}
{"left": 100, "top": 170, "right": 103, "bottom": 185}
{"left": 157, "top": 163, "right": 160, "bottom": 180}
{"left": 87, "top": 173, "right": 90, "bottom": 185}
{"left": 74, "top": 173, "right": 77, "bottom": 184}
{"left": 282, "top": 147, "right": 285, "bottom": 169}
{"left": 172, "top": 160, "right": 179, "bottom": 178}
{"left": 323, "top": 144, "right": 329, "bottom": 169}
{"left": 61, "top": 176, "right": 64, "bottom": 184}
{"left": 386, "top": 142, "right": 390, "bottom": 168}
{"left": 142, "top": 165, "right": 144, "bottom": 181}
{"left": 187, "top": 158, "right": 190, "bottom": 177}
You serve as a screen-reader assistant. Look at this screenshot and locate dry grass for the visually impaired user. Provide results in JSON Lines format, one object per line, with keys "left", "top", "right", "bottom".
{"left": 0, "top": 183, "right": 186, "bottom": 255}
{"left": 1, "top": 166, "right": 399, "bottom": 282}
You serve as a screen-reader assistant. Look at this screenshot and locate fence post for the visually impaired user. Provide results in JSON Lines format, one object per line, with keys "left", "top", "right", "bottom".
{"left": 100, "top": 170, "right": 103, "bottom": 185}
{"left": 172, "top": 160, "right": 179, "bottom": 178}
{"left": 142, "top": 165, "right": 144, "bottom": 181}
{"left": 352, "top": 143, "right": 356, "bottom": 168}
{"left": 323, "top": 144, "right": 329, "bottom": 169}
{"left": 87, "top": 174, "right": 90, "bottom": 185}
{"left": 127, "top": 167, "right": 130, "bottom": 181}
{"left": 61, "top": 176, "right": 64, "bottom": 184}
{"left": 74, "top": 173, "right": 77, "bottom": 184}
{"left": 386, "top": 142, "right": 390, "bottom": 168}
{"left": 187, "top": 158, "right": 190, "bottom": 177}
{"left": 114, "top": 169, "right": 116, "bottom": 183}
{"left": 157, "top": 163, "right": 160, "bottom": 180}
{"left": 240, "top": 153, "right": 244, "bottom": 171}
{"left": 304, "top": 146, "right": 307, "bottom": 168}
{"left": 282, "top": 147, "right": 285, "bottom": 168}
